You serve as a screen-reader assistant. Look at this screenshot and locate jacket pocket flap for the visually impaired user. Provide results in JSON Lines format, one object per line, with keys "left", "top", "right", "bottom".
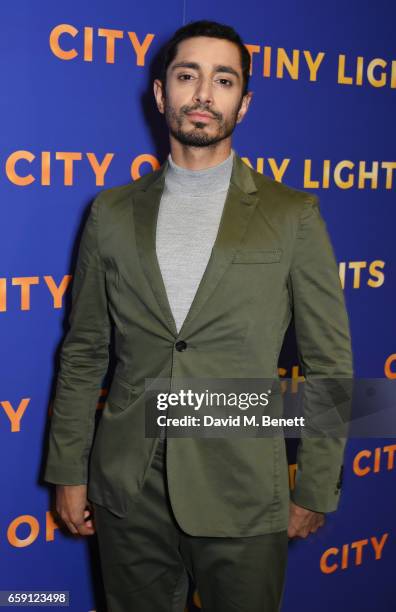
{"left": 232, "top": 249, "right": 282, "bottom": 264}
{"left": 107, "top": 378, "right": 137, "bottom": 410}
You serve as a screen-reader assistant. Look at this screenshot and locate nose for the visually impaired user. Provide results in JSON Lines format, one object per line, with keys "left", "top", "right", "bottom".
{"left": 192, "top": 78, "right": 213, "bottom": 107}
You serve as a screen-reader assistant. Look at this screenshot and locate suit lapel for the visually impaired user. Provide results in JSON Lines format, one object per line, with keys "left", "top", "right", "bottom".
{"left": 132, "top": 152, "right": 259, "bottom": 338}
{"left": 132, "top": 160, "right": 178, "bottom": 337}
{"left": 177, "top": 178, "right": 258, "bottom": 337}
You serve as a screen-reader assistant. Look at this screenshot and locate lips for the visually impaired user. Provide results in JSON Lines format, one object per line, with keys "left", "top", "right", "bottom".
{"left": 187, "top": 111, "right": 214, "bottom": 120}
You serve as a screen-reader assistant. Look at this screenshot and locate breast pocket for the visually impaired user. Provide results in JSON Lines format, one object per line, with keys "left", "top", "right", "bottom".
{"left": 232, "top": 248, "right": 283, "bottom": 264}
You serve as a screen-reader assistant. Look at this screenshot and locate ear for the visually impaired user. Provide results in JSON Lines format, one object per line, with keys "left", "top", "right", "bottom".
{"left": 236, "top": 91, "right": 253, "bottom": 124}
{"left": 153, "top": 79, "right": 166, "bottom": 114}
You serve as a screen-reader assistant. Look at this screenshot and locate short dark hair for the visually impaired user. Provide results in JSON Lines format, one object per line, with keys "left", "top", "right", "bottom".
{"left": 160, "top": 20, "right": 251, "bottom": 97}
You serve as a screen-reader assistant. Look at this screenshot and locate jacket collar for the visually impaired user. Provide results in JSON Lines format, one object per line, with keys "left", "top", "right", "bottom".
{"left": 136, "top": 151, "right": 258, "bottom": 196}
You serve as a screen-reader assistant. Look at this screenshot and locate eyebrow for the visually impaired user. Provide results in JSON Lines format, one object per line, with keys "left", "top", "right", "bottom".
{"left": 170, "top": 61, "right": 241, "bottom": 80}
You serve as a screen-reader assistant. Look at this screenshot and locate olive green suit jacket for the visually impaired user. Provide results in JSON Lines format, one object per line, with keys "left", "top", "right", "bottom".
{"left": 44, "top": 152, "right": 353, "bottom": 537}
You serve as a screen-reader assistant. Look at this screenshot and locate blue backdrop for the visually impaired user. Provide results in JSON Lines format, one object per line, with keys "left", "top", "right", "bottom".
{"left": 1, "top": 1, "right": 395, "bottom": 610}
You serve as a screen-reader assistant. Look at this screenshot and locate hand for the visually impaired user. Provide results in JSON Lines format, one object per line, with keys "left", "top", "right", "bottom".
{"left": 287, "top": 500, "right": 325, "bottom": 539}
{"left": 55, "top": 484, "right": 95, "bottom": 536}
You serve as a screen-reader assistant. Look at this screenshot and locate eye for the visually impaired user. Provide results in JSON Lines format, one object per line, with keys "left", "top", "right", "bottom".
{"left": 177, "top": 73, "right": 195, "bottom": 81}
{"left": 217, "top": 78, "right": 233, "bottom": 86}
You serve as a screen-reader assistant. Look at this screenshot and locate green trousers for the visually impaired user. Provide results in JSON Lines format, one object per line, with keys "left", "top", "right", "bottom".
{"left": 92, "top": 438, "right": 289, "bottom": 612}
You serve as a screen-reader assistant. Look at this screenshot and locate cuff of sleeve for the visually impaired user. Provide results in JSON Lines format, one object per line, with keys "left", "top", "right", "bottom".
{"left": 43, "top": 463, "right": 88, "bottom": 485}
{"left": 290, "top": 482, "right": 342, "bottom": 513}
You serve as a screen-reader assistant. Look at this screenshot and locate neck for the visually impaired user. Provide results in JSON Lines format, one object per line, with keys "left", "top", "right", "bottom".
{"left": 168, "top": 136, "right": 233, "bottom": 170}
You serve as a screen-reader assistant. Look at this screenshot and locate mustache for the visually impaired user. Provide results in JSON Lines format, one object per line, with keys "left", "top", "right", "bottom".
{"left": 181, "top": 105, "right": 222, "bottom": 120}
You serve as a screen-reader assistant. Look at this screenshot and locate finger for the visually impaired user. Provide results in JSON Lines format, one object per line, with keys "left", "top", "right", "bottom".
{"left": 77, "top": 525, "right": 96, "bottom": 536}
{"left": 58, "top": 512, "right": 79, "bottom": 535}
{"left": 83, "top": 509, "right": 94, "bottom": 529}
{"left": 74, "top": 518, "right": 96, "bottom": 536}
{"left": 63, "top": 520, "right": 79, "bottom": 535}
{"left": 309, "top": 517, "right": 325, "bottom": 533}
{"left": 84, "top": 520, "right": 95, "bottom": 531}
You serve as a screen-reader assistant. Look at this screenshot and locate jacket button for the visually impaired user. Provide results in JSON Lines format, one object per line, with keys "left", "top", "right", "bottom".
{"left": 175, "top": 340, "right": 187, "bottom": 351}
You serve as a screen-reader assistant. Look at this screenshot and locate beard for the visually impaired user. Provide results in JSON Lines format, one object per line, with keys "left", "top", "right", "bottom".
{"left": 164, "top": 97, "right": 242, "bottom": 148}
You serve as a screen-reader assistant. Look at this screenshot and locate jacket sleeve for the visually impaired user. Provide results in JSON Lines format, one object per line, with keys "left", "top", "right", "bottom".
{"left": 43, "top": 193, "right": 111, "bottom": 485}
{"left": 288, "top": 195, "right": 354, "bottom": 513}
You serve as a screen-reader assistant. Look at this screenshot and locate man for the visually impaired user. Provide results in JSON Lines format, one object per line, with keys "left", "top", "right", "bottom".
{"left": 44, "top": 20, "right": 353, "bottom": 612}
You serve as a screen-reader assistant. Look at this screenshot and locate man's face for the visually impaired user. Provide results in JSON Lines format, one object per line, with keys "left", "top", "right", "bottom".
{"left": 154, "top": 36, "right": 252, "bottom": 147}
